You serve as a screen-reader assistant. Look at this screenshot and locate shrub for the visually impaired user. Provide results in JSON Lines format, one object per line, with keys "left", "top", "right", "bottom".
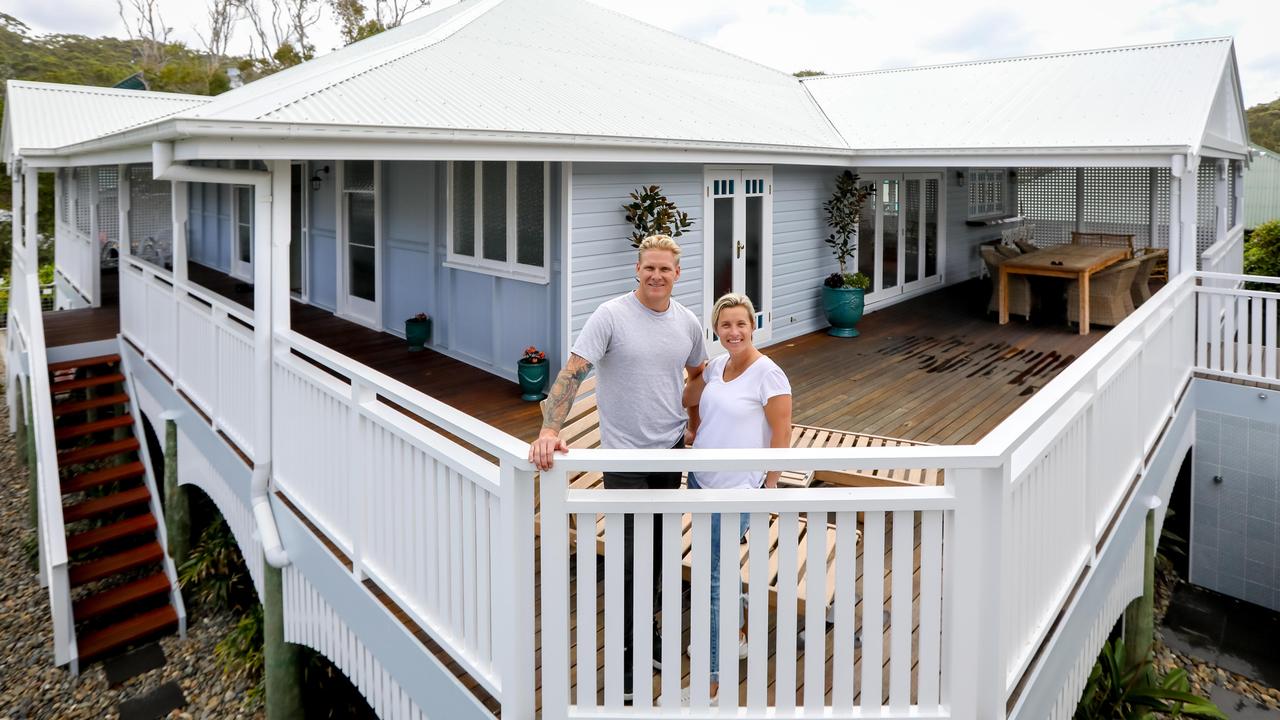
{"left": 1075, "top": 639, "right": 1226, "bottom": 719}
{"left": 1243, "top": 219, "right": 1280, "bottom": 281}
{"left": 622, "top": 185, "right": 693, "bottom": 248}
{"left": 179, "top": 516, "right": 254, "bottom": 613}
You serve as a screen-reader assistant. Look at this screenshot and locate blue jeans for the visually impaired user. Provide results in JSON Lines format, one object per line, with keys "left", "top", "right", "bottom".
{"left": 688, "top": 473, "right": 749, "bottom": 683}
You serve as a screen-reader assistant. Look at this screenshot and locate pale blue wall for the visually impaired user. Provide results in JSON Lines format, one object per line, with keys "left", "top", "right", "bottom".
{"left": 187, "top": 178, "right": 231, "bottom": 272}
{"left": 307, "top": 160, "right": 338, "bottom": 312}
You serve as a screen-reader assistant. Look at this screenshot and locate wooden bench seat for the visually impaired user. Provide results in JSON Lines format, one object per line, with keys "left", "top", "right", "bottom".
{"left": 543, "top": 375, "right": 942, "bottom": 613}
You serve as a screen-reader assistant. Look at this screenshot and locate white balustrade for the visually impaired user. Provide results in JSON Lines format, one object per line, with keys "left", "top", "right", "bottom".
{"left": 1200, "top": 223, "right": 1245, "bottom": 285}
{"left": 1195, "top": 276, "right": 1280, "bottom": 383}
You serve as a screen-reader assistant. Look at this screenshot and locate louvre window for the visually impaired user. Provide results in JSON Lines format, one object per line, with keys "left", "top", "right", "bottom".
{"left": 967, "top": 168, "right": 1009, "bottom": 220}
{"left": 447, "top": 161, "right": 549, "bottom": 283}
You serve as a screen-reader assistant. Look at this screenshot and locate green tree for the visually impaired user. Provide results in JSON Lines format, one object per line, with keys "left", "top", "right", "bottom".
{"left": 793, "top": 69, "right": 826, "bottom": 78}
{"left": 1247, "top": 95, "right": 1280, "bottom": 152}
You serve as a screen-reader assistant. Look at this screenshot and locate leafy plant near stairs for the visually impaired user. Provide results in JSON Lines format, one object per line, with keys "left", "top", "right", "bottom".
{"left": 215, "top": 603, "right": 265, "bottom": 697}
{"left": 178, "top": 516, "right": 253, "bottom": 612}
{"left": 1074, "top": 639, "right": 1226, "bottom": 719}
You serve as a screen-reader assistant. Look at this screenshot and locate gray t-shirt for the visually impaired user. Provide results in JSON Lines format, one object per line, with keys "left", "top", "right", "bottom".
{"left": 571, "top": 292, "right": 708, "bottom": 449}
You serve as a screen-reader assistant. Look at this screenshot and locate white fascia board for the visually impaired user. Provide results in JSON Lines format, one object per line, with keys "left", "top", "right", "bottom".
{"left": 24, "top": 145, "right": 153, "bottom": 167}
{"left": 847, "top": 149, "right": 1184, "bottom": 168}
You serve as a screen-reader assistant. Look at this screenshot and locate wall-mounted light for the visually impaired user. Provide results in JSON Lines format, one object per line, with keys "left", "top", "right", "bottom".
{"left": 955, "top": 170, "right": 966, "bottom": 187}
{"left": 310, "top": 164, "right": 331, "bottom": 191}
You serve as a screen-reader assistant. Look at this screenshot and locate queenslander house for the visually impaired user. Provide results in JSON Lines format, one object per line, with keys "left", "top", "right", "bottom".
{"left": 4, "top": 1, "right": 1276, "bottom": 718}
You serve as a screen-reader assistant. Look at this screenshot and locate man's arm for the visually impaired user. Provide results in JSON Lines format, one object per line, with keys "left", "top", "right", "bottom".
{"left": 528, "top": 353, "right": 593, "bottom": 470}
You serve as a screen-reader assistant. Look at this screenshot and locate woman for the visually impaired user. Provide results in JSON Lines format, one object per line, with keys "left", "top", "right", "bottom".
{"left": 682, "top": 293, "right": 792, "bottom": 700}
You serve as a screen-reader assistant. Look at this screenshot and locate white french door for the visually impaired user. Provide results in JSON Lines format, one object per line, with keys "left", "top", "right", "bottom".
{"left": 230, "top": 185, "right": 254, "bottom": 282}
{"left": 338, "top": 160, "right": 381, "bottom": 329}
{"left": 703, "top": 167, "right": 773, "bottom": 351}
{"left": 858, "top": 173, "right": 943, "bottom": 305}
{"left": 289, "top": 162, "right": 309, "bottom": 301}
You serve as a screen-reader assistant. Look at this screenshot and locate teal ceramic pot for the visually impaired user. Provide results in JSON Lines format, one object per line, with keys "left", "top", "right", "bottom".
{"left": 517, "top": 359, "right": 550, "bottom": 401}
{"left": 405, "top": 318, "right": 431, "bottom": 351}
{"left": 822, "top": 286, "right": 865, "bottom": 337}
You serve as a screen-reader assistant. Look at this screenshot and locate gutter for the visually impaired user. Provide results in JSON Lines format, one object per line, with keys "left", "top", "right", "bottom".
{"left": 152, "top": 141, "right": 289, "bottom": 568}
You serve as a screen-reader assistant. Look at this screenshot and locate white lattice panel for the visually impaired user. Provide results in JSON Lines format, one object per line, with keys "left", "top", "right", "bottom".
{"left": 1151, "top": 171, "right": 1170, "bottom": 250}
{"left": 1082, "top": 168, "right": 1152, "bottom": 248}
{"left": 74, "top": 168, "right": 92, "bottom": 236}
{"left": 1196, "top": 161, "right": 1216, "bottom": 259}
{"left": 128, "top": 164, "right": 173, "bottom": 269}
{"left": 1016, "top": 168, "right": 1076, "bottom": 245}
{"left": 59, "top": 169, "right": 70, "bottom": 224}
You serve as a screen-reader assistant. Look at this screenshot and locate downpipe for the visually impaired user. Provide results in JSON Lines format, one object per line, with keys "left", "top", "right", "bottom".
{"left": 152, "top": 141, "right": 289, "bottom": 568}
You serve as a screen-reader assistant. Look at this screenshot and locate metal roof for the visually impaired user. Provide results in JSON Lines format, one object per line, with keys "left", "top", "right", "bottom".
{"left": 802, "top": 38, "right": 1241, "bottom": 154}
{"left": 2, "top": 80, "right": 208, "bottom": 162}
{"left": 186, "top": 0, "right": 847, "bottom": 150}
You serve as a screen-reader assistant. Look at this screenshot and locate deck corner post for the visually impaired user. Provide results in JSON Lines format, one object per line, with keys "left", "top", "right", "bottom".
{"left": 498, "top": 461, "right": 538, "bottom": 720}
{"left": 263, "top": 561, "right": 303, "bottom": 720}
{"left": 945, "top": 466, "right": 1006, "bottom": 719}
{"left": 163, "top": 418, "right": 191, "bottom": 565}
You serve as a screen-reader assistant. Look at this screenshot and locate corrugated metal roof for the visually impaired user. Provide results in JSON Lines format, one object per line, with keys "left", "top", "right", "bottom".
{"left": 2, "top": 80, "right": 208, "bottom": 160}
{"left": 802, "top": 38, "right": 1235, "bottom": 153}
{"left": 190, "top": 0, "right": 846, "bottom": 150}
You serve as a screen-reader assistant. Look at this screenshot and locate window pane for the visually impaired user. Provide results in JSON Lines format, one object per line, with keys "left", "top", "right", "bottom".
{"left": 350, "top": 245, "right": 375, "bottom": 301}
{"left": 482, "top": 161, "right": 507, "bottom": 262}
{"left": 347, "top": 192, "right": 376, "bottom": 301}
{"left": 452, "top": 162, "right": 475, "bottom": 256}
{"left": 516, "top": 162, "right": 544, "bottom": 267}
{"left": 882, "top": 179, "right": 898, "bottom": 289}
{"left": 290, "top": 165, "right": 304, "bottom": 294}
{"left": 347, "top": 192, "right": 375, "bottom": 248}
{"left": 857, "top": 181, "right": 876, "bottom": 288}
{"left": 237, "top": 186, "right": 253, "bottom": 225}
{"left": 713, "top": 197, "right": 733, "bottom": 300}
{"left": 745, "top": 195, "right": 763, "bottom": 309}
{"left": 904, "top": 179, "right": 920, "bottom": 284}
{"left": 238, "top": 223, "right": 252, "bottom": 263}
{"left": 925, "top": 179, "right": 938, "bottom": 278}
{"left": 345, "top": 160, "right": 375, "bottom": 192}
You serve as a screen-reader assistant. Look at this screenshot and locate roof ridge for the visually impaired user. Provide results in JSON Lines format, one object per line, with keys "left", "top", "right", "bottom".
{"left": 802, "top": 36, "right": 1234, "bottom": 82}
{"left": 196, "top": 0, "right": 504, "bottom": 121}
{"left": 5, "top": 79, "right": 210, "bottom": 102}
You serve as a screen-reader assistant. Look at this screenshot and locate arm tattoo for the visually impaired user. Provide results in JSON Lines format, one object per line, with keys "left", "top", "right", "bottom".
{"left": 542, "top": 357, "right": 593, "bottom": 432}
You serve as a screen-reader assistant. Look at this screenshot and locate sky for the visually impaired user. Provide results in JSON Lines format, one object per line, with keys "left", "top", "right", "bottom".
{"left": 7, "top": 0, "right": 1280, "bottom": 106}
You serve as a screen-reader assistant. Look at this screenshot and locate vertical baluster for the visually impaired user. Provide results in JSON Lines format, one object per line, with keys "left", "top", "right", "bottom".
{"left": 832, "top": 511, "right": 857, "bottom": 711}
{"left": 746, "top": 511, "right": 769, "bottom": 710}
{"left": 537, "top": 467, "right": 570, "bottom": 717}
{"left": 450, "top": 469, "right": 463, "bottom": 638}
{"left": 475, "top": 487, "right": 491, "bottom": 670}
{"left": 576, "top": 511, "right": 597, "bottom": 710}
{"left": 1236, "top": 295, "right": 1248, "bottom": 373}
{"left": 462, "top": 475, "right": 477, "bottom": 653}
{"left": 660, "top": 513, "right": 682, "bottom": 708}
{"left": 1210, "top": 293, "right": 1222, "bottom": 371}
{"left": 890, "top": 510, "right": 914, "bottom": 711}
{"left": 803, "top": 510, "right": 827, "bottom": 711}
{"left": 718, "top": 510, "right": 740, "bottom": 711}
{"left": 918, "top": 510, "right": 944, "bottom": 709}
{"left": 775, "top": 512, "right": 799, "bottom": 713}
{"left": 425, "top": 458, "right": 440, "bottom": 621}
{"left": 1251, "top": 296, "right": 1263, "bottom": 377}
{"left": 603, "top": 513, "right": 625, "bottom": 708}
{"left": 689, "top": 512, "right": 712, "bottom": 709}
{"left": 633, "top": 513, "right": 654, "bottom": 710}
{"left": 1267, "top": 298, "right": 1278, "bottom": 379}
{"left": 860, "top": 511, "right": 885, "bottom": 713}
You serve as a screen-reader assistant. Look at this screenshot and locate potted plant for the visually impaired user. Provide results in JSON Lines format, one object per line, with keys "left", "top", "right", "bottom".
{"left": 623, "top": 185, "right": 694, "bottom": 247}
{"left": 822, "top": 170, "right": 876, "bottom": 337}
{"left": 517, "top": 346, "right": 549, "bottom": 401}
{"left": 405, "top": 312, "right": 431, "bottom": 351}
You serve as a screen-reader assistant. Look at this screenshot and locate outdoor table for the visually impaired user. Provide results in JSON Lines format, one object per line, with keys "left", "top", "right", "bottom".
{"left": 998, "top": 245, "right": 1131, "bottom": 335}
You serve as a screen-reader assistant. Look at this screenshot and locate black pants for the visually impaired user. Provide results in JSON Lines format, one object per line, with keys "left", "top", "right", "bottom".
{"left": 603, "top": 437, "right": 683, "bottom": 672}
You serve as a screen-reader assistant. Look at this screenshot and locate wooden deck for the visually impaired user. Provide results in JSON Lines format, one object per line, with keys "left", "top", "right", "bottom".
{"left": 42, "top": 270, "right": 120, "bottom": 348}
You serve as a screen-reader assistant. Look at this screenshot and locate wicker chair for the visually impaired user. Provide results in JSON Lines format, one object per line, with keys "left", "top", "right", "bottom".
{"left": 1003, "top": 224, "right": 1040, "bottom": 254}
{"left": 980, "top": 246, "right": 1032, "bottom": 321}
{"left": 1066, "top": 258, "right": 1142, "bottom": 328}
{"left": 1137, "top": 247, "right": 1169, "bottom": 282}
{"left": 1071, "top": 231, "right": 1134, "bottom": 254}
{"left": 1130, "top": 250, "right": 1166, "bottom": 306}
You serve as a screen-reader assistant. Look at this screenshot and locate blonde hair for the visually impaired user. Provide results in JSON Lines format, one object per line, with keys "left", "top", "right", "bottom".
{"left": 711, "top": 292, "right": 757, "bottom": 329}
{"left": 636, "top": 234, "right": 682, "bottom": 266}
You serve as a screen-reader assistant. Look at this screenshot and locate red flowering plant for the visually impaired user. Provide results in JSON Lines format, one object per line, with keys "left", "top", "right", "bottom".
{"left": 521, "top": 346, "right": 546, "bottom": 364}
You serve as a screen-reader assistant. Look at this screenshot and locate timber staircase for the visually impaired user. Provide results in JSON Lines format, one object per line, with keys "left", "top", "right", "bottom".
{"left": 49, "top": 353, "right": 179, "bottom": 665}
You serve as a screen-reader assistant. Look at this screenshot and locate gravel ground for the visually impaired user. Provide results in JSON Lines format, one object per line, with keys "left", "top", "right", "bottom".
{"left": 1154, "top": 561, "right": 1280, "bottom": 713}
{"left": 0, "top": 364, "right": 263, "bottom": 720}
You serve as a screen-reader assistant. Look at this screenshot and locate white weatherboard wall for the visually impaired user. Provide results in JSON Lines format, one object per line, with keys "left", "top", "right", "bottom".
{"left": 569, "top": 162, "right": 704, "bottom": 340}
{"left": 188, "top": 178, "right": 232, "bottom": 273}
{"left": 307, "top": 159, "right": 339, "bottom": 312}
{"left": 770, "top": 165, "right": 833, "bottom": 340}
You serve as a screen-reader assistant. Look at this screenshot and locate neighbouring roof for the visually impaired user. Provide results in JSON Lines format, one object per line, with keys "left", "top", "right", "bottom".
{"left": 802, "top": 37, "right": 1249, "bottom": 156}
{"left": 180, "top": 0, "right": 846, "bottom": 150}
{"left": 2, "top": 80, "right": 209, "bottom": 163}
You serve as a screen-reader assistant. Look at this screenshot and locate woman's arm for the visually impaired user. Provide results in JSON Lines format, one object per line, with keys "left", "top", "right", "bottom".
{"left": 763, "top": 394, "right": 793, "bottom": 489}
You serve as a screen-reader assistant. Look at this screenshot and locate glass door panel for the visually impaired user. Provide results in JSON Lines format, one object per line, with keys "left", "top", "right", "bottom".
{"left": 347, "top": 193, "right": 376, "bottom": 302}
{"left": 289, "top": 164, "right": 306, "bottom": 297}
{"left": 342, "top": 160, "right": 379, "bottom": 328}
{"left": 857, "top": 181, "right": 877, "bottom": 289}
{"left": 925, "top": 179, "right": 939, "bottom": 278}
{"left": 704, "top": 168, "right": 772, "bottom": 350}
{"left": 881, "top": 179, "right": 899, "bottom": 291}
{"left": 745, "top": 194, "right": 763, "bottom": 312}
{"left": 904, "top": 179, "right": 920, "bottom": 285}
{"left": 712, "top": 194, "right": 734, "bottom": 300}
{"left": 231, "top": 186, "right": 253, "bottom": 281}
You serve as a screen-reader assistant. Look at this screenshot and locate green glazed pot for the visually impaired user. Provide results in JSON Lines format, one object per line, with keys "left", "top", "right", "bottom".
{"left": 517, "top": 359, "right": 550, "bottom": 401}
{"left": 405, "top": 318, "right": 431, "bottom": 351}
{"left": 822, "top": 286, "right": 865, "bottom": 337}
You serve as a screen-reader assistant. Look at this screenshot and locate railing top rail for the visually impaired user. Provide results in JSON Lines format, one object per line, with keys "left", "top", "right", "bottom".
{"left": 979, "top": 272, "right": 1195, "bottom": 457}
{"left": 562, "top": 485, "right": 957, "bottom": 513}
{"left": 123, "top": 256, "right": 255, "bottom": 326}
{"left": 277, "top": 329, "right": 535, "bottom": 469}
{"left": 1197, "top": 270, "right": 1280, "bottom": 287}
{"left": 551, "top": 444, "right": 996, "bottom": 473}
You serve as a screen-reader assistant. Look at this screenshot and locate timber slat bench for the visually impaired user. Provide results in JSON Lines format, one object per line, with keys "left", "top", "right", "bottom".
{"left": 539, "top": 376, "right": 944, "bottom": 614}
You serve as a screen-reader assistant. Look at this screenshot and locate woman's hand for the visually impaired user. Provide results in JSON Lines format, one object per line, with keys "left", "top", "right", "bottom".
{"left": 763, "top": 394, "right": 792, "bottom": 491}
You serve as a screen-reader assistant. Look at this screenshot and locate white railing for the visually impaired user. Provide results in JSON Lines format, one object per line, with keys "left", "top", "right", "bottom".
{"left": 53, "top": 220, "right": 95, "bottom": 305}
{"left": 1200, "top": 223, "right": 1245, "bottom": 285}
{"left": 1196, "top": 272, "right": 1280, "bottom": 384}
{"left": 271, "top": 329, "right": 535, "bottom": 710}
{"left": 120, "top": 258, "right": 257, "bottom": 456}
{"left": 9, "top": 249, "right": 79, "bottom": 673}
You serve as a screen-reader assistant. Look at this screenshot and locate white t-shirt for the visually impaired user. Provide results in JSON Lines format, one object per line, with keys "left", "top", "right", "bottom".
{"left": 692, "top": 354, "right": 791, "bottom": 489}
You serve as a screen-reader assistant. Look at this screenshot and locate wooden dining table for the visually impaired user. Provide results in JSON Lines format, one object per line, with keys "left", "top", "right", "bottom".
{"left": 998, "top": 245, "right": 1130, "bottom": 335}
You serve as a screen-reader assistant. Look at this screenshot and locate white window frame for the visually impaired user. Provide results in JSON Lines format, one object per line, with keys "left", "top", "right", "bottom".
{"left": 229, "top": 184, "right": 254, "bottom": 282}
{"left": 336, "top": 160, "right": 382, "bottom": 330}
{"left": 445, "top": 160, "right": 551, "bottom": 284}
{"left": 967, "top": 168, "right": 1009, "bottom": 220}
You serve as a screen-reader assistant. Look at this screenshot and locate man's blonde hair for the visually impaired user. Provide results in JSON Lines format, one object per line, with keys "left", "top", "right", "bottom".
{"left": 711, "top": 292, "right": 757, "bottom": 328}
{"left": 636, "top": 235, "right": 682, "bottom": 266}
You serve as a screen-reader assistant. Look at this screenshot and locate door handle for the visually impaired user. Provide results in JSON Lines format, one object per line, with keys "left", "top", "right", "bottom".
{"left": 736, "top": 240, "right": 744, "bottom": 259}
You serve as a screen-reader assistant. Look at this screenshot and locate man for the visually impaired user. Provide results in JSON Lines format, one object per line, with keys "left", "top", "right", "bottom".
{"left": 529, "top": 234, "right": 707, "bottom": 697}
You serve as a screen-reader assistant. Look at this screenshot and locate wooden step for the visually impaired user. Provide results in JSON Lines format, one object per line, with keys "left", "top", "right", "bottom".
{"left": 52, "top": 393, "right": 130, "bottom": 417}
{"left": 67, "top": 513, "right": 157, "bottom": 554}
{"left": 76, "top": 604, "right": 177, "bottom": 663}
{"left": 48, "top": 353, "right": 121, "bottom": 374}
{"left": 58, "top": 437, "right": 140, "bottom": 467}
{"left": 73, "top": 572, "right": 170, "bottom": 625}
{"left": 64, "top": 485, "right": 151, "bottom": 524}
{"left": 62, "top": 462, "right": 146, "bottom": 495}
{"left": 56, "top": 414, "right": 135, "bottom": 442}
{"left": 69, "top": 540, "right": 163, "bottom": 586}
{"left": 50, "top": 373, "right": 126, "bottom": 395}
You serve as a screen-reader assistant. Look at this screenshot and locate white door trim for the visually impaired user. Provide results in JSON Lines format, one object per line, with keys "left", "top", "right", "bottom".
{"left": 229, "top": 184, "right": 254, "bottom": 282}
{"left": 702, "top": 165, "right": 773, "bottom": 354}
{"left": 336, "top": 160, "right": 382, "bottom": 330}
{"left": 290, "top": 161, "right": 310, "bottom": 303}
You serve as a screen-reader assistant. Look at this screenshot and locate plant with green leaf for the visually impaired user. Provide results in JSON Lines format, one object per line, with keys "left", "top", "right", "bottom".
{"left": 1244, "top": 219, "right": 1280, "bottom": 290}
{"left": 179, "top": 516, "right": 254, "bottom": 613}
{"left": 622, "top": 185, "right": 693, "bottom": 248}
{"left": 823, "top": 170, "right": 876, "bottom": 277}
{"left": 1075, "top": 639, "right": 1226, "bottom": 719}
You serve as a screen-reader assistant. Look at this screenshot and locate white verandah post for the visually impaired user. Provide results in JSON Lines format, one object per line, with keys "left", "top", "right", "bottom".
{"left": 1168, "top": 154, "right": 1200, "bottom": 277}
{"left": 1214, "top": 159, "right": 1229, "bottom": 243}
{"left": 171, "top": 180, "right": 188, "bottom": 288}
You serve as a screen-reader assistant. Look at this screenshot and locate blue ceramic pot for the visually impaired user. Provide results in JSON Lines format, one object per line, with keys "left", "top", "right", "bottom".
{"left": 517, "top": 359, "right": 550, "bottom": 401}
{"left": 822, "top": 285, "right": 865, "bottom": 337}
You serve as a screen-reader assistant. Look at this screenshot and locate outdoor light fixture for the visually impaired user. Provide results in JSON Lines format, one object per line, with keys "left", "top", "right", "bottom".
{"left": 310, "top": 165, "right": 331, "bottom": 191}
{"left": 955, "top": 170, "right": 966, "bottom": 187}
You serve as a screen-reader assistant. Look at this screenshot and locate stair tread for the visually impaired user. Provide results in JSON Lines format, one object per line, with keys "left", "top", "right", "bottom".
{"left": 73, "top": 572, "right": 170, "bottom": 624}
{"left": 47, "top": 354, "right": 121, "bottom": 374}
{"left": 62, "top": 462, "right": 146, "bottom": 495}
{"left": 50, "top": 373, "right": 126, "bottom": 394}
{"left": 59, "top": 437, "right": 140, "bottom": 467}
{"left": 64, "top": 485, "right": 151, "bottom": 524}
{"left": 56, "top": 415, "right": 135, "bottom": 442}
{"left": 68, "top": 540, "right": 163, "bottom": 585}
{"left": 52, "top": 393, "right": 130, "bottom": 417}
{"left": 67, "top": 513, "right": 157, "bottom": 553}
{"left": 76, "top": 605, "right": 177, "bottom": 662}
